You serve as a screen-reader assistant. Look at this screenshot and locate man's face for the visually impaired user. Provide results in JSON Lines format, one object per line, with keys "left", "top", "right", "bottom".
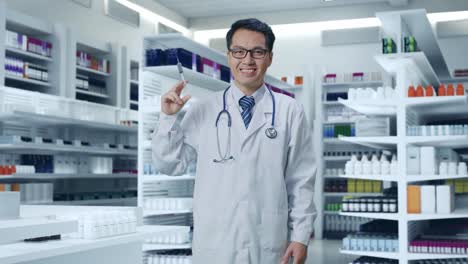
{"left": 227, "top": 29, "right": 273, "bottom": 91}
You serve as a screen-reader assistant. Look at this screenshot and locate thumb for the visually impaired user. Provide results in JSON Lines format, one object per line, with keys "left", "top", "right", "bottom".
{"left": 181, "top": 94, "right": 191, "bottom": 104}
{"left": 281, "top": 247, "right": 292, "bottom": 264}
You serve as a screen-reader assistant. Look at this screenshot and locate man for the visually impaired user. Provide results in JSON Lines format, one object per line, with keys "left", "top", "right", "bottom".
{"left": 152, "top": 18, "right": 316, "bottom": 264}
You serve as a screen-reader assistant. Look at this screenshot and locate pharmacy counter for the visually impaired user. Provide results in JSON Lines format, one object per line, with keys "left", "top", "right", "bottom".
{"left": 0, "top": 225, "right": 173, "bottom": 264}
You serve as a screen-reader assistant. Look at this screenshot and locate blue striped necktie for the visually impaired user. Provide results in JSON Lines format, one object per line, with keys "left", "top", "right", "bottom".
{"left": 239, "top": 96, "right": 255, "bottom": 128}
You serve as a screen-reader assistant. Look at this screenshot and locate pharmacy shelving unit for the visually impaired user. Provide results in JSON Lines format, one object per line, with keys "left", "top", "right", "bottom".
{"left": 0, "top": 6, "right": 139, "bottom": 206}
{"left": 314, "top": 74, "right": 385, "bottom": 239}
{"left": 0, "top": 4, "right": 67, "bottom": 96}
{"left": 71, "top": 38, "right": 121, "bottom": 106}
{"left": 336, "top": 9, "right": 468, "bottom": 264}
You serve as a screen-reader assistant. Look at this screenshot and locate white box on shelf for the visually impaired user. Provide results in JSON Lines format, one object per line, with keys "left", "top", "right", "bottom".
{"left": 355, "top": 117, "right": 391, "bottom": 137}
{"left": 407, "top": 146, "right": 421, "bottom": 175}
{"left": 421, "top": 186, "right": 436, "bottom": 214}
{"left": 0, "top": 192, "right": 20, "bottom": 220}
{"left": 420, "top": 147, "right": 438, "bottom": 175}
{"left": 436, "top": 185, "right": 455, "bottom": 214}
{"left": 438, "top": 148, "right": 459, "bottom": 163}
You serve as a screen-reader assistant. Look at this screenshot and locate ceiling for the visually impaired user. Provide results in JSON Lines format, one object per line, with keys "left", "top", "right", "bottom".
{"left": 152, "top": 0, "right": 407, "bottom": 19}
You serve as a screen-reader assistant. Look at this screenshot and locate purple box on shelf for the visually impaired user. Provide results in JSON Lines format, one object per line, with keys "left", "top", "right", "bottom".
{"left": 165, "top": 48, "right": 193, "bottom": 69}
{"left": 145, "top": 49, "right": 166, "bottom": 67}
{"left": 352, "top": 72, "right": 364, "bottom": 82}
{"left": 220, "top": 65, "right": 231, "bottom": 83}
{"left": 192, "top": 54, "right": 202, "bottom": 72}
{"left": 200, "top": 57, "right": 220, "bottom": 78}
{"left": 324, "top": 73, "right": 337, "bottom": 83}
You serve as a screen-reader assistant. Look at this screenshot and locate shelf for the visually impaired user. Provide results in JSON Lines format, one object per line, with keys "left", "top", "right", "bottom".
{"left": 0, "top": 173, "right": 136, "bottom": 183}
{"left": 324, "top": 192, "right": 383, "bottom": 197}
{"left": 339, "top": 174, "right": 398, "bottom": 182}
{"left": 130, "top": 80, "right": 139, "bottom": 85}
{"left": 76, "top": 65, "right": 110, "bottom": 77}
{"left": 340, "top": 249, "right": 399, "bottom": 259}
{"left": 322, "top": 81, "right": 383, "bottom": 88}
{"left": 407, "top": 207, "right": 468, "bottom": 221}
{"left": 407, "top": 135, "right": 468, "bottom": 149}
{"left": 145, "top": 34, "right": 227, "bottom": 65}
{"left": 130, "top": 100, "right": 138, "bottom": 105}
{"left": 323, "top": 120, "right": 356, "bottom": 124}
{"left": 338, "top": 98, "right": 397, "bottom": 116}
{"left": 323, "top": 138, "right": 355, "bottom": 145}
{"left": 324, "top": 175, "right": 342, "bottom": 179}
{"left": 264, "top": 75, "right": 296, "bottom": 90}
{"left": 0, "top": 110, "right": 137, "bottom": 133}
{"left": 324, "top": 211, "right": 340, "bottom": 215}
{"left": 143, "top": 242, "right": 191, "bottom": 251}
{"left": 404, "top": 95, "right": 468, "bottom": 121}
{"left": 406, "top": 174, "right": 468, "bottom": 182}
{"left": 144, "top": 209, "right": 193, "bottom": 217}
{"left": 142, "top": 175, "right": 195, "bottom": 182}
{"left": 324, "top": 156, "right": 352, "bottom": 161}
{"left": 5, "top": 75, "right": 51, "bottom": 87}
{"left": 50, "top": 197, "right": 137, "bottom": 206}
{"left": 5, "top": 47, "right": 53, "bottom": 62}
{"left": 375, "top": 52, "right": 439, "bottom": 86}
{"left": 0, "top": 217, "right": 77, "bottom": 244}
{"left": 144, "top": 66, "right": 229, "bottom": 91}
{"left": 0, "top": 142, "right": 137, "bottom": 156}
{"left": 407, "top": 252, "right": 468, "bottom": 260}
{"left": 76, "top": 90, "right": 109, "bottom": 99}
{"left": 339, "top": 212, "right": 399, "bottom": 220}
{"left": 338, "top": 136, "right": 398, "bottom": 149}
{"left": 0, "top": 225, "right": 175, "bottom": 264}
{"left": 322, "top": 101, "right": 343, "bottom": 106}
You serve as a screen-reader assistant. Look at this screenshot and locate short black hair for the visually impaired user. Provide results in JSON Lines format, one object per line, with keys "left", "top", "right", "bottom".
{"left": 226, "top": 18, "right": 275, "bottom": 52}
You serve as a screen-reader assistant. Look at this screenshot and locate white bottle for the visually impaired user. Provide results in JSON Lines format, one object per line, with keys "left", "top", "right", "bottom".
{"left": 448, "top": 162, "right": 458, "bottom": 175}
{"left": 83, "top": 214, "right": 96, "bottom": 239}
{"left": 354, "top": 159, "right": 363, "bottom": 175}
{"left": 362, "top": 155, "right": 371, "bottom": 175}
{"left": 381, "top": 156, "right": 390, "bottom": 175}
{"left": 371, "top": 154, "right": 381, "bottom": 175}
{"left": 348, "top": 88, "right": 357, "bottom": 101}
{"left": 439, "top": 162, "right": 448, "bottom": 176}
{"left": 458, "top": 162, "right": 468, "bottom": 176}
{"left": 390, "top": 155, "right": 398, "bottom": 175}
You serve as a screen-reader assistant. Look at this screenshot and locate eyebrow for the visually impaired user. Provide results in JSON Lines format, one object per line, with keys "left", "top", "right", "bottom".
{"left": 231, "top": 45, "right": 267, "bottom": 50}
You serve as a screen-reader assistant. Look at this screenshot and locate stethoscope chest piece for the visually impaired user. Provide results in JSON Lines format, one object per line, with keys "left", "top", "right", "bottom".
{"left": 265, "top": 127, "right": 277, "bottom": 139}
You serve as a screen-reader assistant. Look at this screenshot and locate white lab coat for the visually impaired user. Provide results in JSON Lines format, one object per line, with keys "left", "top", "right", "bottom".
{"left": 152, "top": 85, "right": 316, "bottom": 264}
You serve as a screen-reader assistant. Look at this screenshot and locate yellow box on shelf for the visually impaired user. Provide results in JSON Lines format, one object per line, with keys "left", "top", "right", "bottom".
{"left": 372, "top": 181, "right": 382, "bottom": 193}
{"left": 348, "top": 179, "right": 356, "bottom": 193}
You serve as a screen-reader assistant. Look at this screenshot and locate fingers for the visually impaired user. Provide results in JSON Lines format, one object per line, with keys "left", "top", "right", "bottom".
{"left": 173, "top": 80, "right": 188, "bottom": 95}
{"left": 280, "top": 247, "right": 292, "bottom": 264}
{"left": 181, "top": 94, "right": 191, "bottom": 104}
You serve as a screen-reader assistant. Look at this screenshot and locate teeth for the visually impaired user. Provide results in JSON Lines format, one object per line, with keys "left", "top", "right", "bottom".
{"left": 241, "top": 69, "right": 255, "bottom": 73}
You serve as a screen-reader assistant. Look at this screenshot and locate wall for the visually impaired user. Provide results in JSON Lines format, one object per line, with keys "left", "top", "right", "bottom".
{"left": 3, "top": 0, "right": 158, "bottom": 61}
{"left": 269, "top": 32, "right": 381, "bottom": 78}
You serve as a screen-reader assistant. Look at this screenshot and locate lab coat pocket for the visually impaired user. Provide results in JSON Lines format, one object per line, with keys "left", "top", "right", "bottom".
{"left": 260, "top": 210, "right": 288, "bottom": 251}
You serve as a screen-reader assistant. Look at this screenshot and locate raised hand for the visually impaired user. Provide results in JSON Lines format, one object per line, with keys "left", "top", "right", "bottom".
{"left": 161, "top": 81, "right": 191, "bottom": 115}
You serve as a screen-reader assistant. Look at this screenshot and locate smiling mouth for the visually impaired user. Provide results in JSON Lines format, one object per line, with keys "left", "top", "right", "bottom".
{"left": 240, "top": 68, "right": 257, "bottom": 74}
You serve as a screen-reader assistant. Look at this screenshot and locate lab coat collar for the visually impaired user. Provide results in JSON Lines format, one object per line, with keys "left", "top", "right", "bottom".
{"left": 226, "top": 82, "right": 274, "bottom": 147}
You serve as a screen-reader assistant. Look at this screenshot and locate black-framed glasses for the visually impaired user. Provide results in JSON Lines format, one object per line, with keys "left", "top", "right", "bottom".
{"left": 229, "top": 47, "right": 269, "bottom": 59}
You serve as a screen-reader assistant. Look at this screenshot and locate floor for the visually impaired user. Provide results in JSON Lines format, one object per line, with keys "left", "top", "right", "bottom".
{"left": 306, "top": 239, "right": 355, "bottom": 264}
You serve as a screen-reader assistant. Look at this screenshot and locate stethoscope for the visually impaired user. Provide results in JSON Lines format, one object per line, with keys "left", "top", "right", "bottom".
{"left": 213, "top": 85, "right": 277, "bottom": 163}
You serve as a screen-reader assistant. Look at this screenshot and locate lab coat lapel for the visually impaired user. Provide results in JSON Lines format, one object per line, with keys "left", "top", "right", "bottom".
{"left": 241, "top": 92, "right": 272, "bottom": 147}
{"left": 225, "top": 89, "right": 247, "bottom": 138}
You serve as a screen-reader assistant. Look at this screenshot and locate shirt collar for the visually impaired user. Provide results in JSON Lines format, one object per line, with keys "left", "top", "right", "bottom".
{"left": 231, "top": 82, "right": 266, "bottom": 106}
